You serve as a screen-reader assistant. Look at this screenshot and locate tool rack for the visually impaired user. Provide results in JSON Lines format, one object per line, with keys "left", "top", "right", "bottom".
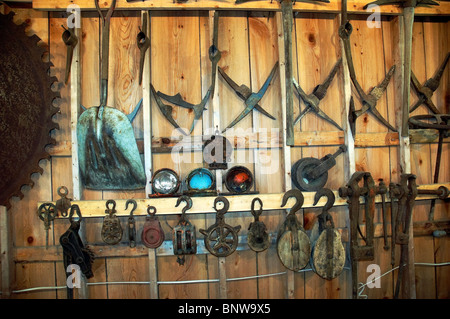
{"left": 1, "top": 0, "right": 448, "bottom": 300}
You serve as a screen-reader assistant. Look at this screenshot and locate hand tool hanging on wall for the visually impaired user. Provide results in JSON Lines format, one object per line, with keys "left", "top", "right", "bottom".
{"left": 247, "top": 197, "right": 270, "bottom": 252}
{"left": 291, "top": 145, "right": 347, "bottom": 191}
{"left": 55, "top": 186, "right": 72, "bottom": 217}
{"left": 142, "top": 206, "right": 165, "bottom": 248}
{"left": 293, "top": 58, "right": 343, "bottom": 131}
{"left": 173, "top": 195, "right": 197, "bottom": 265}
{"left": 137, "top": 11, "right": 150, "bottom": 86}
{"left": 218, "top": 62, "right": 279, "bottom": 133}
{"left": 200, "top": 197, "right": 241, "bottom": 257}
{"left": 389, "top": 174, "right": 417, "bottom": 299}
{"left": 311, "top": 188, "right": 345, "bottom": 280}
{"left": 101, "top": 199, "right": 123, "bottom": 245}
{"left": 203, "top": 131, "right": 233, "bottom": 170}
{"left": 339, "top": 0, "right": 396, "bottom": 137}
{"left": 62, "top": 25, "right": 78, "bottom": 84}
{"left": 125, "top": 199, "right": 137, "bottom": 248}
{"left": 0, "top": 9, "right": 60, "bottom": 209}
{"left": 277, "top": 189, "right": 311, "bottom": 271}
{"left": 153, "top": 11, "right": 221, "bottom": 134}
{"left": 409, "top": 52, "right": 450, "bottom": 114}
{"left": 409, "top": 114, "right": 450, "bottom": 220}
{"left": 60, "top": 204, "right": 95, "bottom": 299}
{"left": 339, "top": 172, "right": 383, "bottom": 299}
{"left": 77, "top": 0, "right": 146, "bottom": 190}
{"left": 37, "top": 203, "right": 57, "bottom": 249}
{"left": 363, "top": 0, "right": 444, "bottom": 137}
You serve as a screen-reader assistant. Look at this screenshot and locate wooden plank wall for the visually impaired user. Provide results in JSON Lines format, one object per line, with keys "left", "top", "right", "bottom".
{"left": 1, "top": 3, "right": 449, "bottom": 299}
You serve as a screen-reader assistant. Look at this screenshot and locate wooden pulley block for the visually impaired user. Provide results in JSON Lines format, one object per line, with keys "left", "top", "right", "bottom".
{"left": 142, "top": 206, "right": 165, "bottom": 249}
{"left": 247, "top": 197, "right": 270, "bottom": 252}
{"left": 101, "top": 200, "right": 123, "bottom": 245}
{"left": 173, "top": 196, "right": 197, "bottom": 265}
{"left": 277, "top": 189, "right": 311, "bottom": 271}
{"left": 311, "top": 189, "right": 345, "bottom": 280}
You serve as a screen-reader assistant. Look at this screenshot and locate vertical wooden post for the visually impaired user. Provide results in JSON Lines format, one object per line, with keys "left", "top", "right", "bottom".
{"left": 276, "top": 10, "right": 295, "bottom": 299}
{"left": 395, "top": 13, "right": 415, "bottom": 299}
{"left": 0, "top": 206, "right": 14, "bottom": 299}
{"left": 208, "top": 10, "right": 227, "bottom": 299}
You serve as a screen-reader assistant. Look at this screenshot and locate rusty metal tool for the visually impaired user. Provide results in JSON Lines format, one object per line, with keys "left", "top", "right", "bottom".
{"left": 137, "top": 11, "right": 150, "bottom": 86}
{"left": 293, "top": 58, "right": 343, "bottom": 130}
{"left": 55, "top": 186, "right": 72, "bottom": 217}
{"left": 125, "top": 199, "right": 137, "bottom": 248}
{"left": 340, "top": 0, "right": 396, "bottom": 137}
{"left": 378, "top": 179, "right": 389, "bottom": 250}
{"left": 277, "top": 189, "right": 311, "bottom": 271}
{"left": 37, "top": 203, "right": 57, "bottom": 249}
{"left": 101, "top": 199, "right": 123, "bottom": 245}
{"left": 339, "top": 172, "right": 378, "bottom": 298}
{"left": 142, "top": 206, "right": 165, "bottom": 248}
{"left": 291, "top": 145, "right": 347, "bottom": 191}
{"left": 312, "top": 188, "right": 345, "bottom": 280}
{"left": 247, "top": 197, "right": 270, "bottom": 252}
{"left": 219, "top": 62, "right": 278, "bottom": 132}
{"left": 173, "top": 195, "right": 197, "bottom": 265}
{"left": 410, "top": 52, "right": 450, "bottom": 114}
{"left": 150, "top": 83, "right": 188, "bottom": 135}
{"left": 60, "top": 204, "right": 94, "bottom": 299}
{"left": 62, "top": 25, "right": 78, "bottom": 84}
{"left": 390, "top": 174, "right": 417, "bottom": 299}
{"left": 363, "top": 0, "right": 445, "bottom": 137}
{"left": 409, "top": 113, "right": 450, "bottom": 220}
{"left": 199, "top": 197, "right": 241, "bottom": 257}
{"left": 209, "top": 10, "right": 221, "bottom": 97}
{"left": 389, "top": 181, "right": 401, "bottom": 267}
{"left": 157, "top": 86, "right": 213, "bottom": 134}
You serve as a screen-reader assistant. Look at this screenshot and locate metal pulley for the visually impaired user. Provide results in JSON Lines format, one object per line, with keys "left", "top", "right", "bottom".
{"left": 224, "top": 166, "right": 254, "bottom": 194}
{"left": 101, "top": 200, "right": 123, "bottom": 245}
{"left": 310, "top": 189, "right": 345, "bottom": 280}
{"left": 277, "top": 189, "right": 311, "bottom": 271}
{"left": 291, "top": 145, "right": 347, "bottom": 192}
{"left": 142, "top": 206, "right": 165, "bottom": 249}
{"left": 173, "top": 196, "right": 197, "bottom": 265}
{"left": 151, "top": 168, "right": 181, "bottom": 195}
{"left": 247, "top": 197, "right": 269, "bottom": 252}
{"left": 199, "top": 197, "right": 241, "bottom": 257}
{"left": 55, "top": 186, "right": 72, "bottom": 217}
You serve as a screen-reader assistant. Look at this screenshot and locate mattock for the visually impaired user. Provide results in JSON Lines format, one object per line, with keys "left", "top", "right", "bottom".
{"left": 291, "top": 145, "right": 347, "bottom": 192}
{"left": 389, "top": 174, "right": 417, "bottom": 299}
{"left": 339, "top": 172, "right": 378, "bottom": 299}
{"left": 340, "top": 0, "right": 396, "bottom": 137}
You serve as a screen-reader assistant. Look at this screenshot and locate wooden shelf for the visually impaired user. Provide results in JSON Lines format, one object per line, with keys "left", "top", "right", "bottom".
{"left": 32, "top": 0, "right": 450, "bottom": 15}
{"left": 37, "top": 182, "right": 449, "bottom": 217}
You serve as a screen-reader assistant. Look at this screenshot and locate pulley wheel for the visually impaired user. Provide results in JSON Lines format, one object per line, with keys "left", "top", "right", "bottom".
{"left": 293, "top": 157, "right": 328, "bottom": 192}
{"left": 277, "top": 229, "right": 311, "bottom": 271}
{"left": 142, "top": 227, "right": 165, "bottom": 248}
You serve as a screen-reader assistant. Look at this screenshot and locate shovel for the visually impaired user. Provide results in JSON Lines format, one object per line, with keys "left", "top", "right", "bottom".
{"left": 77, "top": 0, "right": 146, "bottom": 190}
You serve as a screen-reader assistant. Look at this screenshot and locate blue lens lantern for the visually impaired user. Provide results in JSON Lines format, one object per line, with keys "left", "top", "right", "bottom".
{"left": 186, "top": 168, "right": 216, "bottom": 193}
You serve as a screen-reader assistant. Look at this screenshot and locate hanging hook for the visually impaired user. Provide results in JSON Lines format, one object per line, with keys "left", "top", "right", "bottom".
{"left": 176, "top": 195, "right": 193, "bottom": 222}
{"left": 213, "top": 196, "right": 230, "bottom": 218}
{"left": 313, "top": 188, "right": 335, "bottom": 212}
{"left": 281, "top": 189, "right": 304, "bottom": 214}
{"left": 125, "top": 199, "right": 137, "bottom": 217}
{"left": 69, "top": 204, "right": 82, "bottom": 224}
{"left": 251, "top": 197, "right": 263, "bottom": 221}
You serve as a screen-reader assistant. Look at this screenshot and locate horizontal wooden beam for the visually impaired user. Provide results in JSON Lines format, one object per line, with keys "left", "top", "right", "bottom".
{"left": 32, "top": 0, "right": 450, "bottom": 15}
{"left": 37, "top": 183, "right": 449, "bottom": 218}
{"left": 46, "top": 130, "right": 449, "bottom": 156}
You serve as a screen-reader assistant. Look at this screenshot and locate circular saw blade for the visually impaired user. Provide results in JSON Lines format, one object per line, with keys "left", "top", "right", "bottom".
{"left": 0, "top": 10, "right": 60, "bottom": 209}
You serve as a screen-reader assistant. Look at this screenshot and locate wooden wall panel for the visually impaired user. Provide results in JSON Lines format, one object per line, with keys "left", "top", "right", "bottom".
{"left": 3, "top": 5, "right": 448, "bottom": 300}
